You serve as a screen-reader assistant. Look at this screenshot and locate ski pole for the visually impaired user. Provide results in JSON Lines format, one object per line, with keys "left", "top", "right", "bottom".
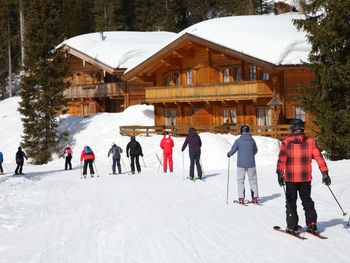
{"left": 182, "top": 151, "right": 185, "bottom": 180}
{"left": 80, "top": 162, "right": 83, "bottom": 179}
{"left": 141, "top": 156, "right": 146, "bottom": 168}
{"left": 347, "top": 215, "right": 350, "bottom": 227}
{"left": 108, "top": 157, "right": 113, "bottom": 175}
{"left": 327, "top": 185, "right": 347, "bottom": 216}
{"left": 121, "top": 156, "right": 127, "bottom": 170}
{"left": 200, "top": 159, "right": 205, "bottom": 179}
{"left": 93, "top": 161, "right": 100, "bottom": 177}
{"left": 155, "top": 153, "right": 163, "bottom": 173}
{"left": 226, "top": 157, "right": 230, "bottom": 204}
{"left": 282, "top": 184, "right": 286, "bottom": 197}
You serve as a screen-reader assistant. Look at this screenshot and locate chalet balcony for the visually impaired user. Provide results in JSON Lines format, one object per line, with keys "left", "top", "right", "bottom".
{"left": 145, "top": 81, "right": 274, "bottom": 103}
{"left": 64, "top": 83, "right": 125, "bottom": 99}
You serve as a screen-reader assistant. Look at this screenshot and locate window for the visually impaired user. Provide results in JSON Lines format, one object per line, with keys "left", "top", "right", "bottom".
{"left": 262, "top": 72, "right": 270, "bottom": 80}
{"left": 257, "top": 108, "right": 271, "bottom": 126}
{"left": 223, "top": 68, "right": 230, "bottom": 83}
{"left": 295, "top": 107, "right": 306, "bottom": 122}
{"left": 174, "top": 72, "right": 180, "bottom": 86}
{"left": 233, "top": 66, "right": 241, "bottom": 82}
{"left": 186, "top": 70, "right": 192, "bottom": 85}
{"left": 165, "top": 109, "right": 176, "bottom": 126}
{"left": 249, "top": 66, "right": 257, "bottom": 80}
{"left": 223, "top": 108, "right": 236, "bottom": 125}
{"left": 164, "top": 75, "right": 170, "bottom": 86}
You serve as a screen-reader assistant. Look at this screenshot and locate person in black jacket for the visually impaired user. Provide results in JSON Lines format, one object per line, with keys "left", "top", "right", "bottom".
{"left": 181, "top": 127, "right": 202, "bottom": 180}
{"left": 15, "top": 146, "right": 28, "bottom": 175}
{"left": 126, "top": 136, "right": 143, "bottom": 174}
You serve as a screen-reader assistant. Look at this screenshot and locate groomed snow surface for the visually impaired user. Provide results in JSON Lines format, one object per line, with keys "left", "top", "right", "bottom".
{"left": 0, "top": 97, "right": 349, "bottom": 263}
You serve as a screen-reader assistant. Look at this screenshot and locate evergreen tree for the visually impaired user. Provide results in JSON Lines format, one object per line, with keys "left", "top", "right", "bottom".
{"left": 94, "top": 0, "right": 124, "bottom": 31}
{"left": 294, "top": 0, "right": 350, "bottom": 160}
{"left": 18, "top": 0, "right": 69, "bottom": 164}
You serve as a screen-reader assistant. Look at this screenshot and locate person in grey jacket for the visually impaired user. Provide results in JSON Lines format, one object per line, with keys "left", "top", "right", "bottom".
{"left": 227, "top": 125, "right": 259, "bottom": 204}
{"left": 108, "top": 142, "right": 123, "bottom": 174}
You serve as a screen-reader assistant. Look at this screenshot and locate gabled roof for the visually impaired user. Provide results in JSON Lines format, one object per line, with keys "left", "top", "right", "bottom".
{"left": 123, "top": 13, "right": 311, "bottom": 79}
{"left": 57, "top": 31, "right": 176, "bottom": 74}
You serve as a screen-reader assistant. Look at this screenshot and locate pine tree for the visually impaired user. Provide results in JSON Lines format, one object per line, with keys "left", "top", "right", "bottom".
{"left": 93, "top": 0, "right": 124, "bottom": 31}
{"left": 18, "top": 0, "right": 69, "bottom": 164}
{"left": 294, "top": 0, "right": 350, "bottom": 160}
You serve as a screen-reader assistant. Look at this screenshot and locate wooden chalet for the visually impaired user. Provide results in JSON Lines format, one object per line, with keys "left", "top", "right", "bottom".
{"left": 122, "top": 14, "right": 316, "bottom": 132}
{"left": 60, "top": 32, "right": 175, "bottom": 116}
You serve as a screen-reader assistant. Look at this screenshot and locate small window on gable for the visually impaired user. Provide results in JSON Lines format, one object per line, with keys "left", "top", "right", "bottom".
{"left": 263, "top": 72, "right": 270, "bottom": 80}
{"left": 186, "top": 70, "right": 192, "bottom": 86}
{"left": 234, "top": 66, "right": 241, "bottom": 82}
{"left": 174, "top": 72, "right": 180, "bottom": 86}
{"left": 223, "top": 68, "right": 230, "bottom": 83}
{"left": 295, "top": 107, "right": 306, "bottom": 122}
{"left": 249, "top": 66, "right": 257, "bottom": 80}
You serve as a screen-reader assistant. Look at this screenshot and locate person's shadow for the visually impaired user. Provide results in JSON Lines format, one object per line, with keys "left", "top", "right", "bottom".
{"left": 317, "top": 218, "right": 349, "bottom": 231}
{"left": 259, "top": 193, "right": 282, "bottom": 203}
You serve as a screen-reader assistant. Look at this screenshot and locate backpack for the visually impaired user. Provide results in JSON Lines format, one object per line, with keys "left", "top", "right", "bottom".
{"left": 84, "top": 146, "right": 92, "bottom": 154}
{"left": 66, "top": 148, "right": 72, "bottom": 155}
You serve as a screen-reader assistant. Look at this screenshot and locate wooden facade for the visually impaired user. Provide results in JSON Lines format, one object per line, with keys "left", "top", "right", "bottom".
{"left": 123, "top": 33, "right": 316, "bottom": 130}
{"left": 63, "top": 52, "right": 148, "bottom": 116}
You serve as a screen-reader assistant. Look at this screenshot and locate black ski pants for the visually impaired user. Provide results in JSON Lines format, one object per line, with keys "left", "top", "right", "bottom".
{"left": 130, "top": 155, "right": 141, "bottom": 173}
{"left": 15, "top": 161, "right": 24, "bottom": 174}
{"left": 112, "top": 158, "right": 121, "bottom": 174}
{"left": 65, "top": 156, "right": 72, "bottom": 170}
{"left": 83, "top": 159, "right": 94, "bottom": 175}
{"left": 0, "top": 161, "right": 3, "bottom": 173}
{"left": 285, "top": 181, "right": 317, "bottom": 231}
{"left": 189, "top": 151, "right": 202, "bottom": 179}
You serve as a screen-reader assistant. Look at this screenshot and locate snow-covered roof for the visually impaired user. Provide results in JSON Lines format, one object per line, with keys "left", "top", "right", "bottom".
{"left": 58, "top": 31, "right": 176, "bottom": 71}
{"left": 125, "top": 13, "right": 310, "bottom": 74}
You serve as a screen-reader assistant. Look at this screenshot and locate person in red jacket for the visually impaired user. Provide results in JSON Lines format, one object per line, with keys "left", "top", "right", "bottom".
{"left": 160, "top": 131, "right": 174, "bottom": 173}
{"left": 80, "top": 145, "right": 95, "bottom": 178}
{"left": 276, "top": 119, "right": 331, "bottom": 235}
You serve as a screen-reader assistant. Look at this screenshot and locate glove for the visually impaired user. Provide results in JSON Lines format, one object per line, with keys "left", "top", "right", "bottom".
{"left": 227, "top": 152, "right": 230, "bottom": 158}
{"left": 277, "top": 172, "right": 285, "bottom": 187}
{"left": 322, "top": 171, "right": 331, "bottom": 186}
{"left": 141, "top": 153, "right": 143, "bottom": 157}
{"left": 127, "top": 155, "right": 129, "bottom": 158}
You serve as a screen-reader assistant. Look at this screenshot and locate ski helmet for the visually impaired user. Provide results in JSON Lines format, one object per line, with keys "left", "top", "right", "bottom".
{"left": 290, "top": 119, "right": 304, "bottom": 132}
{"left": 164, "top": 131, "right": 169, "bottom": 135}
{"left": 240, "top": 125, "right": 250, "bottom": 134}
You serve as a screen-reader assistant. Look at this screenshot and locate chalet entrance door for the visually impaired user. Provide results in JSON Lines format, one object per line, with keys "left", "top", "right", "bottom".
{"left": 191, "top": 108, "right": 212, "bottom": 126}
{"left": 82, "top": 104, "right": 89, "bottom": 116}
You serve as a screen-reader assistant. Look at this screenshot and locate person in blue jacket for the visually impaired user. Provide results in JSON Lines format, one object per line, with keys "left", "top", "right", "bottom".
{"left": 227, "top": 125, "right": 259, "bottom": 204}
{"left": 0, "top": 151, "right": 3, "bottom": 174}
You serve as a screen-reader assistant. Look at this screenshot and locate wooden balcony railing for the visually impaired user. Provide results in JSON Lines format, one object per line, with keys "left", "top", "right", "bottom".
{"left": 119, "top": 124, "right": 317, "bottom": 139}
{"left": 64, "top": 83, "right": 125, "bottom": 99}
{"left": 145, "top": 81, "right": 274, "bottom": 103}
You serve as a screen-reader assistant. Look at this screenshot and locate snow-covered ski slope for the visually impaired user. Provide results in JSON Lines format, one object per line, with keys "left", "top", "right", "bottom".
{"left": 0, "top": 97, "right": 349, "bottom": 263}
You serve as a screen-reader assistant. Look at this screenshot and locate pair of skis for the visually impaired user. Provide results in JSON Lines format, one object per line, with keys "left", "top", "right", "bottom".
{"left": 233, "top": 200, "right": 263, "bottom": 206}
{"left": 273, "top": 226, "right": 328, "bottom": 239}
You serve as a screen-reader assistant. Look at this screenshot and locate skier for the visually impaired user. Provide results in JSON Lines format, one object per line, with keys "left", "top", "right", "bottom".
{"left": 108, "top": 142, "right": 123, "bottom": 174}
{"left": 80, "top": 145, "right": 95, "bottom": 178}
{"left": 0, "top": 150, "right": 3, "bottom": 174}
{"left": 63, "top": 144, "right": 73, "bottom": 170}
{"left": 126, "top": 136, "right": 143, "bottom": 174}
{"left": 276, "top": 119, "right": 331, "bottom": 235}
{"left": 227, "top": 124, "right": 259, "bottom": 204}
{"left": 160, "top": 131, "right": 174, "bottom": 173}
{"left": 181, "top": 127, "right": 202, "bottom": 180}
{"left": 15, "top": 146, "right": 28, "bottom": 175}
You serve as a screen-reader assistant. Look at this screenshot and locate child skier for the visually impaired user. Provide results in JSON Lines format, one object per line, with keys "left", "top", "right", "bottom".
{"left": 64, "top": 144, "right": 73, "bottom": 170}
{"left": 227, "top": 125, "right": 259, "bottom": 204}
{"left": 160, "top": 131, "right": 174, "bottom": 173}
{"left": 108, "top": 142, "right": 123, "bottom": 174}
{"left": 126, "top": 136, "right": 143, "bottom": 174}
{"left": 276, "top": 119, "right": 331, "bottom": 235}
{"left": 181, "top": 127, "right": 202, "bottom": 180}
{"left": 80, "top": 145, "right": 95, "bottom": 178}
{"left": 15, "top": 146, "right": 28, "bottom": 175}
{"left": 0, "top": 150, "right": 3, "bottom": 174}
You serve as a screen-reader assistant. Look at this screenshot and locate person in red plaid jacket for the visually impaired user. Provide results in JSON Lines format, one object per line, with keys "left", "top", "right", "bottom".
{"left": 276, "top": 119, "right": 331, "bottom": 235}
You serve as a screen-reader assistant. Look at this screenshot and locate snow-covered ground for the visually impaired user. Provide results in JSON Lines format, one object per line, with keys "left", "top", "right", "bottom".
{"left": 0, "top": 97, "right": 349, "bottom": 263}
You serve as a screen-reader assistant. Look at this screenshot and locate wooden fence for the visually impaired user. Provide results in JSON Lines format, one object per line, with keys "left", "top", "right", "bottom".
{"left": 119, "top": 124, "right": 316, "bottom": 139}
